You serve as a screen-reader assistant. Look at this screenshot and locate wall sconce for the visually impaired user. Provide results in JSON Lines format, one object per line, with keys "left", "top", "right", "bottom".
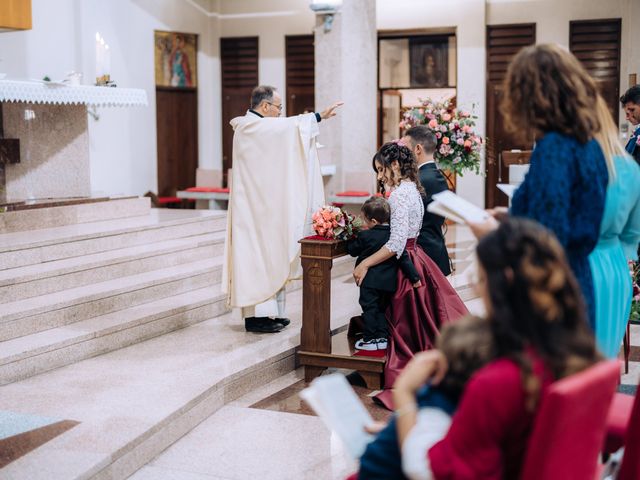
{"left": 309, "top": 0, "right": 343, "bottom": 33}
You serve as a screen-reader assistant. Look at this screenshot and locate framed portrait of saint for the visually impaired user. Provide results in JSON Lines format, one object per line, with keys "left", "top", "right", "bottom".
{"left": 409, "top": 37, "right": 449, "bottom": 88}
{"left": 154, "top": 31, "right": 198, "bottom": 88}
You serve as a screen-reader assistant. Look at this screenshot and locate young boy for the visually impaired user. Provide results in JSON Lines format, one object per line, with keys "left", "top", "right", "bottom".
{"left": 347, "top": 196, "right": 421, "bottom": 351}
{"left": 359, "top": 316, "right": 495, "bottom": 479}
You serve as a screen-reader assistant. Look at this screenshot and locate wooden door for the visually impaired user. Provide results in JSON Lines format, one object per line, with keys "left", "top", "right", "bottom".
{"left": 156, "top": 87, "right": 198, "bottom": 197}
{"left": 485, "top": 24, "right": 536, "bottom": 208}
{"left": 221, "top": 37, "right": 259, "bottom": 186}
{"left": 286, "top": 35, "right": 315, "bottom": 117}
{"left": 570, "top": 19, "right": 622, "bottom": 120}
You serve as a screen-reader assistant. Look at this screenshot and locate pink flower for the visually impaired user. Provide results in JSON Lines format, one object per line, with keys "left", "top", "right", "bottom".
{"left": 436, "top": 132, "right": 442, "bottom": 139}
{"left": 456, "top": 138, "right": 465, "bottom": 146}
{"left": 464, "top": 140, "right": 472, "bottom": 148}
{"left": 442, "top": 136, "right": 450, "bottom": 145}
{"left": 462, "top": 125, "right": 471, "bottom": 133}
{"left": 428, "top": 119, "right": 438, "bottom": 129}
{"left": 442, "top": 113, "right": 451, "bottom": 122}
{"left": 461, "top": 111, "right": 470, "bottom": 118}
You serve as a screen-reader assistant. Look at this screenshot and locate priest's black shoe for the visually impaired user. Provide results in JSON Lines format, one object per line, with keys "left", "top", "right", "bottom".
{"left": 274, "top": 317, "right": 290, "bottom": 327}
{"left": 245, "top": 316, "right": 284, "bottom": 333}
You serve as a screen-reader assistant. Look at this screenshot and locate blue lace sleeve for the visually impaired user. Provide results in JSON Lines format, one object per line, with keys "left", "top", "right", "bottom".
{"left": 511, "top": 134, "right": 573, "bottom": 248}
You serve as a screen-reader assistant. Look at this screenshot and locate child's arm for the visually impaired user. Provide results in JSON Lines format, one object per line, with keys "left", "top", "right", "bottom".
{"left": 399, "top": 251, "right": 422, "bottom": 287}
{"left": 346, "top": 235, "right": 364, "bottom": 257}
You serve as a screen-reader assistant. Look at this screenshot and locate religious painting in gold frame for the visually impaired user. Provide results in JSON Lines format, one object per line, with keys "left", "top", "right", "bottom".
{"left": 154, "top": 30, "right": 197, "bottom": 88}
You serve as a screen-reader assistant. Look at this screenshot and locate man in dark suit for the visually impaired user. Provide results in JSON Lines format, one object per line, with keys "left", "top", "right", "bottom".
{"left": 402, "top": 126, "right": 452, "bottom": 276}
{"left": 621, "top": 85, "right": 640, "bottom": 165}
{"left": 347, "top": 197, "right": 420, "bottom": 351}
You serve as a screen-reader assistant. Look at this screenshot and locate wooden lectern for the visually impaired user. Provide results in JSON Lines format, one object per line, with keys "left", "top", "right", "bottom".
{"left": 297, "top": 237, "right": 385, "bottom": 389}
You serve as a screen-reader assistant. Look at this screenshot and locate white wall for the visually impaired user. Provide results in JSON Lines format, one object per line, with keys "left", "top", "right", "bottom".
{"left": 0, "top": 0, "right": 220, "bottom": 196}
{"left": 219, "top": 0, "right": 315, "bottom": 113}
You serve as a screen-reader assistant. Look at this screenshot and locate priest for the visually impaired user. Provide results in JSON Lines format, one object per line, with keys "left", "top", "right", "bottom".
{"left": 222, "top": 85, "right": 343, "bottom": 333}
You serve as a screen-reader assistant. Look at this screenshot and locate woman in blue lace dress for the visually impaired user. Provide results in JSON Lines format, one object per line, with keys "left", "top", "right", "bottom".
{"left": 499, "top": 44, "right": 609, "bottom": 329}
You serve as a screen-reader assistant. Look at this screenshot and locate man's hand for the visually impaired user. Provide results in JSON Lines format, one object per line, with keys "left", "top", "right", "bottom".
{"left": 320, "top": 101, "right": 344, "bottom": 120}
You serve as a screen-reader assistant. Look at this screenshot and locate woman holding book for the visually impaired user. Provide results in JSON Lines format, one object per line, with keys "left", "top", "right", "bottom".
{"left": 352, "top": 141, "right": 468, "bottom": 409}
{"left": 471, "top": 44, "right": 609, "bottom": 329}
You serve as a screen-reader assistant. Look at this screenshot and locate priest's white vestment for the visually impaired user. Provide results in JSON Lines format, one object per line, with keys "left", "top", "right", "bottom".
{"left": 222, "top": 111, "right": 325, "bottom": 316}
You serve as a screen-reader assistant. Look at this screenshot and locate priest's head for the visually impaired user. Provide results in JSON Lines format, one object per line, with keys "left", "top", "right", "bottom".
{"left": 251, "top": 85, "right": 283, "bottom": 117}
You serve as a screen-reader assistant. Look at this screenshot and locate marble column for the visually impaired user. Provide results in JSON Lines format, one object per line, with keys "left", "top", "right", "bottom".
{"left": 314, "top": 0, "right": 377, "bottom": 196}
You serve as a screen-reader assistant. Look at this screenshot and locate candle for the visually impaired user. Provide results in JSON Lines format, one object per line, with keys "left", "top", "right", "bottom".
{"left": 95, "top": 32, "right": 102, "bottom": 80}
{"left": 104, "top": 44, "right": 110, "bottom": 79}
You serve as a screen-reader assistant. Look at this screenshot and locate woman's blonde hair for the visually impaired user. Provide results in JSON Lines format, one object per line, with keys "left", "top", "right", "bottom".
{"left": 594, "top": 95, "right": 629, "bottom": 182}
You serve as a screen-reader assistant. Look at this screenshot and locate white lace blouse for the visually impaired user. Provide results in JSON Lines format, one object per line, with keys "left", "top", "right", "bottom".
{"left": 384, "top": 180, "right": 424, "bottom": 258}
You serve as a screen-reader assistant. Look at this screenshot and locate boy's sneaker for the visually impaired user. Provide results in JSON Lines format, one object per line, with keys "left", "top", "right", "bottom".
{"left": 355, "top": 338, "right": 380, "bottom": 351}
{"left": 376, "top": 338, "right": 388, "bottom": 350}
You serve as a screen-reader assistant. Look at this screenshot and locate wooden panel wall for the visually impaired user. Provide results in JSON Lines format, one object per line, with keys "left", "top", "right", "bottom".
{"left": 570, "top": 19, "right": 622, "bottom": 121}
{"left": 156, "top": 88, "right": 198, "bottom": 197}
{"left": 285, "top": 35, "right": 315, "bottom": 117}
{"left": 485, "top": 24, "right": 536, "bottom": 208}
{"left": 220, "top": 37, "right": 259, "bottom": 185}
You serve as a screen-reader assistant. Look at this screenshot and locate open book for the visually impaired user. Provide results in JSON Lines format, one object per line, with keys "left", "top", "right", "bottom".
{"left": 497, "top": 183, "right": 518, "bottom": 199}
{"left": 300, "top": 373, "right": 374, "bottom": 459}
{"left": 427, "top": 190, "right": 490, "bottom": 224}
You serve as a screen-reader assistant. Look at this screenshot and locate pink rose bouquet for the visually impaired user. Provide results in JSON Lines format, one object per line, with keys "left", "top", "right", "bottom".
{"left": 312, "top": 205, "right": 363, "bottom": 241}
{"left": 399, "top": 98, "right": 483, "bottom": 176}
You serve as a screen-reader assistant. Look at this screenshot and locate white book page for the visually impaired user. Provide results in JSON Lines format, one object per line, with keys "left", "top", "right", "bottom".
{"left": 497, "top": 183, "right": 517, "bottom": 199}
{"left": 300, "top": 373, "right": 374, "bottom": 459}
{"left": 427, "top": 202, "right": 466, "bottom": 224}
{"left": 431, "top": 191, "right": 490, "bottom": 223}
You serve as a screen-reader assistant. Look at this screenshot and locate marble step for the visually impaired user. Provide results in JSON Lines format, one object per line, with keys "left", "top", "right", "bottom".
{"left": 0, "top": 259, "right": 221, "bottom": 342}
{"left": 0, "top": 209, "right": 227, "bottom": 271}
{"left": 0, "top": 231, "right": 224, "bottom": 303}
{"left": 0, "top": 273, "right": 361, "bottom": 480}
{"left": 0, "top": 197, "right": 152, "bottom": 234}
{"left": 0, "top": 254, "right": 356, "bottom": 343}
{"left": 0, "top": 286, "right": 229, "bottom": 386}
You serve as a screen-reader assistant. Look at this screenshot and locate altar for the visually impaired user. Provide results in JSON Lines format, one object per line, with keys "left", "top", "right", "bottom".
{"left": 0, "top": 80, "right": 147, "bottom": 205}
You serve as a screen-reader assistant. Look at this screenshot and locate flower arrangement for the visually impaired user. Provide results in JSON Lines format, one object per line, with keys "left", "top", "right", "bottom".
{"left": 630, "top": 260, "right": 640, "bottom": 323}
{"left": 312, "top": 205, "right": 363, "bottom": 241}
{"left": 399, "top": 98, "right": 483, "bottom": 176}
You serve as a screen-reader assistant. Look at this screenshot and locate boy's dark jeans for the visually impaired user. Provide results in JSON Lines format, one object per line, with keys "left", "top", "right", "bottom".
{"left": 359, "top": 286, "right": 391, "bottom": 341}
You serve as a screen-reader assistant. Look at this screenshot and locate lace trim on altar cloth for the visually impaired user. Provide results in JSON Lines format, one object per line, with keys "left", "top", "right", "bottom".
{"left": 0, "top": 80, "right": 148, "bottom": 107}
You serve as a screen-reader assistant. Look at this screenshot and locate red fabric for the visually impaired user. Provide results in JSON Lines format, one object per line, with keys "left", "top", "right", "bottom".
{"left": 302, "top": 235, "right": 333, "bottom": 241}
{"left": 185, "top": 186, "right": 229, "bottom": 193}
{"left": 335, "top": 191, "right": 371, "bottom": 197}
{"left": 158, "top": 196, "right": 182, "bottom": 204}
{"left": 354, "top": 349, "right": 386, "bottom": 358}
{"left": 604, "top": 392, "right": 634, "bottom": 453}
{"left": 428, "top": 355, "right": 553, "bottom": 480}
{"left": 519, "top": 360, "right": 620, "bottom": 480}
{"left": 619, "top": 386, "right": 640, "bottom": 480}
{"left": 375, "top": 240, "right": 468, "bottom": 409}
{"left": 345, "top": 474, "right": 358, "bottom": 480}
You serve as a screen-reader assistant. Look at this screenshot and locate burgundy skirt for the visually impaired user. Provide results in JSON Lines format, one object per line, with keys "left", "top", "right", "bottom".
{"left": 375, "top": 239, "right": 469, "bottom": 409}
